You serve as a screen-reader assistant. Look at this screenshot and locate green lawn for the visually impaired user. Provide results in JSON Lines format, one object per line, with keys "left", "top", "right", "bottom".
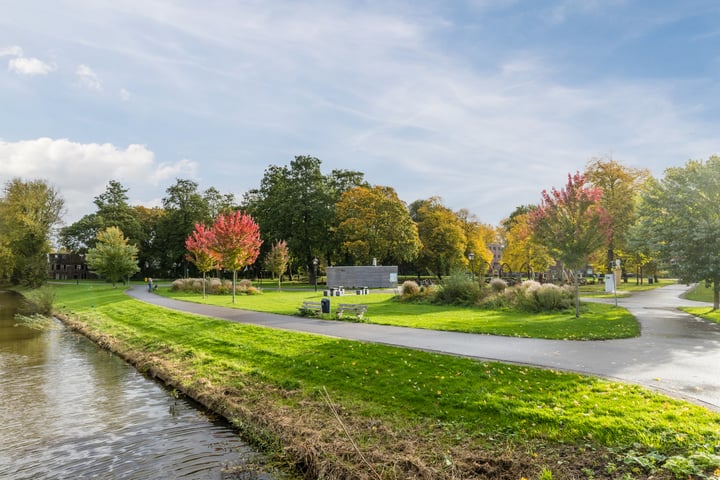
{"left": 158, "top": 286, "right": 639, "bottom": 340}
{"left": 51, "top": 283, "right": 720, "bottom": 479}
{"left": 681, "top": 283, "right": 720, "bottom": 323}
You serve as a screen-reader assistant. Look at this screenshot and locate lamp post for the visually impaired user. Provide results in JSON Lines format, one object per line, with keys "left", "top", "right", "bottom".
{"left": 313, "top": 257, "right": 318, "bottom": 292}
{"left": 468, "top": 252, "right": 475, "bottom": 282}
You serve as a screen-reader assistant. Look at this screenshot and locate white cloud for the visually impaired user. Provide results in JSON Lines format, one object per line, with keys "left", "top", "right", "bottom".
{"left": 76, "top": 64, "right": 102, "bottom": 90}
{"left": 8, "top": 56, "right": 55, "bottom": 76}
{"left": 120, "top": 88, "right": 131, "bottom": 101}
{"left": 0, "top": 45, "right": 23, "bottom": 57}
{"left": 0, "top": 138, "right": 198, "bottom": 223}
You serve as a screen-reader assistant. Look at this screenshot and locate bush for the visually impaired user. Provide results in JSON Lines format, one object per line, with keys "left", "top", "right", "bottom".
{"left": 434, "top": 272, "right": 482, "bottom": 305}
{"left": 489, "top": 278, "right": 507, "bottom": 293}
{"left": 534, "top": 284, "right": 572, "bottom": 311}
{"left": 400, "top": 280, "right": 419, "bottom": 296}
{"left": 21, "top": 286, "right": 56, "bottom": 315}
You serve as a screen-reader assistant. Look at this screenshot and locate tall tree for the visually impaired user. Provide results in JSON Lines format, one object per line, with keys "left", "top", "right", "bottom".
{"left": 335, "top": 185, "right": 420, "bottom": 265}
{"left": 585, "top": 158, "right": 649, "bottom": 270}
{"left": 0, "top": 178, "right": 64, "bottom": 287}
{"left": 456, "top": 209, "right": 494, "bottom": 277}
{"left": 530, "top": 172, "right": 612, "bottom": 317}
{"left": 211, "top": 211, "right": 262, "bottom": 303}
{"left": 264, "top": 240, "right": 290, "bottom": 289}
{"left": 501, "top": 211, "right": 553, "bottom": 278}
{"left": 185, "top": 223, "right": 219, "bottom": 298}
{"left": 86, "top": 226, "right": 140, "bottom": 287}
{"left": 635, "top": 157, "right": 720, "bottom": 309}
{"left": 157, "top": 179, "right": 211, "bottom": 277}
{"left": 244, "top": 156, "right": 364, "bottom": 283}
{"left": 409, "top": 197, "right": 466, "bottom": 278}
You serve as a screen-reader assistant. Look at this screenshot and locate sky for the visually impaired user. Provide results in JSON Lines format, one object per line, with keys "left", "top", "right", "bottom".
{"left": 1, "top": 0, "right": 719, "bottom": 227}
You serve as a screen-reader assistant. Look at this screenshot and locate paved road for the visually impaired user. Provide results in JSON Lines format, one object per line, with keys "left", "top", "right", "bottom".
{"left": 127, "top": 283, "right": 720, "bottom": 409}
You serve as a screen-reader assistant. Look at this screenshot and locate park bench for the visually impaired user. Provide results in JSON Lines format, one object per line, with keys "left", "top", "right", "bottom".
{"left": 299, "top": 300, "right": 323, "bottom": 316}
{"left": 336, "top": 303, "right": 367, "bottom": 320}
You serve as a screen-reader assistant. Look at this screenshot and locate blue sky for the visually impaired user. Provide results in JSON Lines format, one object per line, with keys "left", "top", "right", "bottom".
{"left": 1, "top": 0, "right": 719, "bottom": 226}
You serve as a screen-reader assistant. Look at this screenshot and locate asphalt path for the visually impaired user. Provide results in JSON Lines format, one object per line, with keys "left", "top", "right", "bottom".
{"left": 127, "top": 283, "right": 720, "bottom": 410}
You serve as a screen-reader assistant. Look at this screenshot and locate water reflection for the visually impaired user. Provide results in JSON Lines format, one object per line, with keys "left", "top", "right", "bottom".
{"left": 0, "top": 290, "right": 274, "bottom": 479}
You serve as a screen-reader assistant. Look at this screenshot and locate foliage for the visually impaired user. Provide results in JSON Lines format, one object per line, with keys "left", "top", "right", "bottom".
{"left": 530, "top": 172, "right": 612, "bottom": 317}
{"left": 264, "top": 240, "right": 290, "bottom": 289}
{"left": 85, "top": 226, "right": 140, "bottom": 287}
{"left": 635, "top": 156, "right": 720, "bottom": 309}
{"left": 410, "top": 197, "right": 466, "bottom": 278}
{"left": 501, "top": 210, "right": 553, "bottom": 276}
{"left": 0, "top": 178, "right": 64, "bottom": 287}
{"left": 489, "top": 277, "right": 507, "bottom": 293}
{"left": 400, "top": 280, "right": 420, "bottom": 296}
{"left": 584, "top": 158, "right": 650, "bottom": 269}
{"left": 54, "top": 283, "right": 720, "bottom": 479}
{"left": 433, "top": 271, "right": 482, "bottom": 305}
{"left": 335, "top": 185, "right": 420, "bottom": 265}
{"left": 13, "top": 313, "right": 59, "bottom": 330}
{"left": 185, "top": 222, "right": 219, "bottom": 297}
{"left": 456, "top": 208, "right": 494, "bottom": 276}
{"left": 21, "top": 285, "right": 57, "bottom": 315}
{"left": 210, "top": 211, "right": 262, "bottom": 303}
{"left": 244, "top": 156, "right": 365, "bottom": 282}
{"left": 170, "top": 277, "right": 259, "bottom": 295}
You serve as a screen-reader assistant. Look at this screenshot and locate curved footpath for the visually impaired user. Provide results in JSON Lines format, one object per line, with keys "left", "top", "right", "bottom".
{"left": 127, "top": 283, "right": 720, "bottom": 410}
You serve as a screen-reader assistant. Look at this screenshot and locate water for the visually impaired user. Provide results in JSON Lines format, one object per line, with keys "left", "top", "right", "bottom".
{"left": 0, "top": 290, "right": 275, "bottom": 479}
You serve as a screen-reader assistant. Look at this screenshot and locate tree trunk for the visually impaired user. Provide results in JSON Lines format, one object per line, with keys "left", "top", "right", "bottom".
{"left": 574, "top": 274, "right": 580, "bottom": 319}
{"left": 232, "top": 270, "right": 237, "bottom": 304}
{"left": 202, "top": 271, "right": 206, "bottom": 299}
{"left": 714, "top": 279, "right": 719, "bottom": 311}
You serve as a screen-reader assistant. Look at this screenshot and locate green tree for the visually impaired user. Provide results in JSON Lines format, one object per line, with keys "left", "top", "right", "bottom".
{"left": 264, "top": 240, "right": 290, "bottom": 289}
{"left": 244, "top": 156, "right": 364, "bottom": 283}
{"left": 210, "top": 211, "right": 262, "bottom": 303}
{"left": 335, "top": 185, "right": 420, "bottom": 265}
{"left": 86, "top": 226, "right": 140, "bottom": 287}
{"left": 530, "top": 172, "right": 611, "bottom": 317}
{"left": 0, "top": 178, "right": 64, "bottom": 287}
{"left": 585, "top": 158, "right": 649, "bottom": 270}
{"left": 635, "top": 157, "right": 720, "bottom": 309}
{"left": 409, "top": 197, "right": 466, "bottom": 278}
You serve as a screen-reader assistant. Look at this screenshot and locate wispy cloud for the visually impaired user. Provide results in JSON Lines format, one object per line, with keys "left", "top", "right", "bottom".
{"left": 0, "top": 45, "right": 23, "bottom": 57}
{"left": 76, "top": 64, "right": 102, "bottom": 90}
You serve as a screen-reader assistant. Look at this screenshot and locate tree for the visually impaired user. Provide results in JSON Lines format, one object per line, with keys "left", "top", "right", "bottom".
{"left": 456, "top": 208, "right": 494, "bottom": 278}
{"left": 530, "top": 172, "right": 612, "bottom": 317}
{"left": 635, "top": 157, "right": 720, "bottom": 309}
{"left": 335, "top": 185, "right": 420, "bottom": 265}
{"left": 185, "top": 223, "right": 219, "bottom": 298}
{"left": 585, "top": 158, "right": 649, "bottom": 270}
{"left": 211, "top": 211, "right": 262, "bottom": 303}
{"left": 264, "top": 240, "right": 290, "bottom": 289}
{"left": 501, "top": 211, "right": 553, "bottom": 278}
{"left": 244, "top": 156, "right": 365, "bottom": 283}
{"left": 0, "top": 178, "right": 64, "bottom": 287}
{"left": 409, "top": 197, "right": 466, "bottom": 278}
{"left": 85, "top": 226, "right": 140, "bottom": 287}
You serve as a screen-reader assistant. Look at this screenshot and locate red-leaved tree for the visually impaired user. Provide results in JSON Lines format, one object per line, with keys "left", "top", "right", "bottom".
{"left": 530, "top": 172, "right": 612, "bottom": 317}
{"left": 185, "top": 223, "right": 219, "bottom": 298}
{"left": 211, "top": 211, "right": 262, "bottom": 303}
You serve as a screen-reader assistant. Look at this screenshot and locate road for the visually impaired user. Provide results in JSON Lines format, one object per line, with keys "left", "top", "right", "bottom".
{"left": 127, "top": 283, "right": 720, "bottom": 409}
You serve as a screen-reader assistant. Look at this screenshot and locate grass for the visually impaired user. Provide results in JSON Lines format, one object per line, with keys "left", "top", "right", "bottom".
{"left": 578, "top": 277, "right": 674, "bottom": 297}
{"left": 158, "top": 287, "right": 640, "bottom": 340}
{"left": 51, "top": 282, "right": 720, "bottom": 479}
{"left": 681, "top": 283, "right": 720, "bottom": 324}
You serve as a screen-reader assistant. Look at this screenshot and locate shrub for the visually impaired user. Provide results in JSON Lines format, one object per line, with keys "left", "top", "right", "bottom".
{"left": 400, "top": 280, "right": 419, "bottom": 296}
{"left": 171, "top": 279, "right": 186, "bottom": 291}
{"left": 434, "top": 272, "right": 482, "bottom": 305}
{"left": 21, "top": 286, "right": 56, "bottom": 315}
{"left": 489, "top": 278, "right": 507, "bottom": 293}
{"left": 534, "top": 284, "right": 572, "bottom": 311}
{"left": 208, "top": 278, "right": 222, "bottom": 293}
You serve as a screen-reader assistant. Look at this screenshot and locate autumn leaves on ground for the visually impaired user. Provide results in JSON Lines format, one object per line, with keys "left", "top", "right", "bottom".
{"left": 53, "top": 283, "right": 720, "bottom": 480}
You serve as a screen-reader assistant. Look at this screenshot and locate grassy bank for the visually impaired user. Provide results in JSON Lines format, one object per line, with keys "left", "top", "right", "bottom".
{"left": 50, "top": 283, "right": 720, "bottom": 479}
{"left": 158, "top": 288, "right": 639, "bottom": 340}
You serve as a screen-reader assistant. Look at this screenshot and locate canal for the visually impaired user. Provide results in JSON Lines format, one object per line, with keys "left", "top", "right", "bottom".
{"left": 0, "top": 290, "right": 275, "bottom": 479}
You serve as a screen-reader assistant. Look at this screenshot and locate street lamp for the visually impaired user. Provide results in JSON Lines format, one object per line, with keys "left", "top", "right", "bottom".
{"left": 468, "top": 252, "right": 475, "bottom": 281}
{"left": 313, "top": 257, "right": 318, "bottom": 292}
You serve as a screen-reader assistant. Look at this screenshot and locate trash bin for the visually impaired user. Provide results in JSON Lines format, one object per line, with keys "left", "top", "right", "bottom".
{"left": 321, "top": 298, "right": 330, "bottom": 314}
{"left": 648, "top": 277, "right": 653, "bottom": 284}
